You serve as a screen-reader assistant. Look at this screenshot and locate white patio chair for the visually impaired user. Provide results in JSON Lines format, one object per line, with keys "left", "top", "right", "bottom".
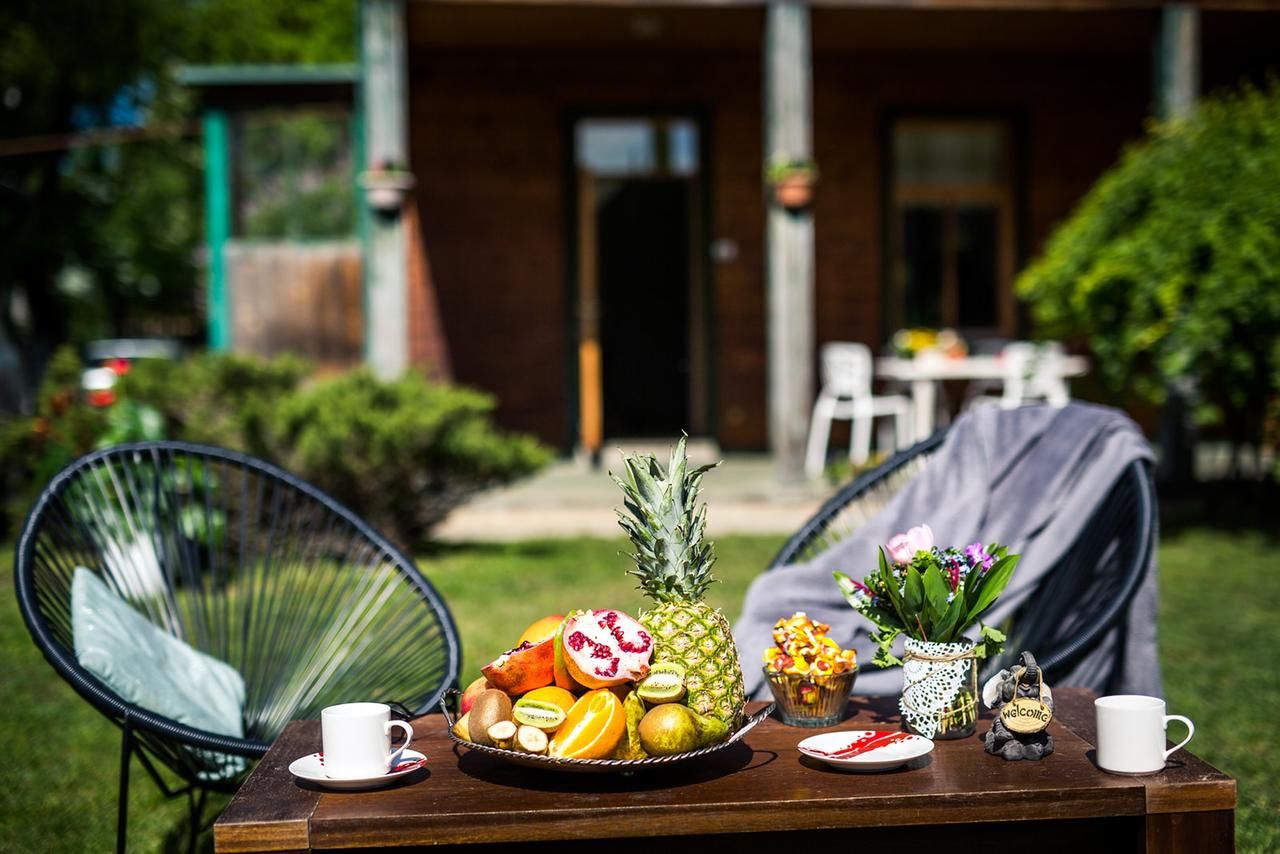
{"left": 804, "top": 342, "right": 912, "bottom": 478}
{"left": 970, "top": 341, "right": 1071, "bottom": 410}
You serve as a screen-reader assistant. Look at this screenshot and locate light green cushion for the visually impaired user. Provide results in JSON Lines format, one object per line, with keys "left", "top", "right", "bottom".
{"left": 71, "top": 568, "right": 245, "bottom": 740}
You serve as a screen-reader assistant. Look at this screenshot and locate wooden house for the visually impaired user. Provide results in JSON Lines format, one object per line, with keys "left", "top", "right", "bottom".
{"left": 195, "top": 1, "right": 1280, "bottom": 476}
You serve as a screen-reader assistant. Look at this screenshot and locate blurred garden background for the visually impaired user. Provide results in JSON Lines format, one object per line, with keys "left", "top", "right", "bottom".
{"left": 3, "top": 0, "right": 1279, "bottom": 851}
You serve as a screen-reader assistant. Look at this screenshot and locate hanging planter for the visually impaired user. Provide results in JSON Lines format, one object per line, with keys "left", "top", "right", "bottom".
{"left": 765, "top": 157, "right": 818, "bottom": 211}
{"left": 359, "top": 162, "right": 417, "bottom": 214}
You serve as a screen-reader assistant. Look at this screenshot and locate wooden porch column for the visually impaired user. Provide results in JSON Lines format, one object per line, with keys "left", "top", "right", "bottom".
{"left": 1158, "top": 3, "right": 1200, "bottom": 120}
{"left": 765, "top": 0, "right": 815, "bottom": 482}
{"left": 361, "top": 0, "right": 410, "bottom": 379}
{"left": 1155, "top": 3, "right": 1200, "bottom": 485}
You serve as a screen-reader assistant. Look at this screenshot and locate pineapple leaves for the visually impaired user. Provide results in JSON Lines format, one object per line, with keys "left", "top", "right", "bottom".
{"left": 613, "top": 435, "right": 721, "bottom": 605}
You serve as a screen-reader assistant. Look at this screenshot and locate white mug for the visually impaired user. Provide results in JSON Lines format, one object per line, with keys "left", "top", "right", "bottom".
{"left": 320, "top": 702, "right": 414, "bottom": 779}
{"left": 1094, "top": 695, "right": 1194, "bottom": 775}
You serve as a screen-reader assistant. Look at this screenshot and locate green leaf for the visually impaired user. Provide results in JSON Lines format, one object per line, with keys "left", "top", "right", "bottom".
{"left": 920, "top": 564, "right": 950, "bottom": 631}
{"left": 973, "top": 623, "right": 1008, "bottom": 660}
{"left": 965, "top": 554, "right": 1019, "bottom": 626}
{"left": 933, "top": 591, "right": 968, "bottom": 642}
{"left": 903, "top": 567, "right": 924, "bottom": 615}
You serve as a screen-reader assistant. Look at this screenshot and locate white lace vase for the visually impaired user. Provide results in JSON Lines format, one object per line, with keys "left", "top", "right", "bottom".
{"left": 900, "top": 637, "right": 978, "bottom": 740}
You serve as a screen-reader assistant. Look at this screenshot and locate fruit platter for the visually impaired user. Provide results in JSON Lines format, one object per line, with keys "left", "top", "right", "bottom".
{"left": 443, "top": 438, "right": 774, "bottom": 773}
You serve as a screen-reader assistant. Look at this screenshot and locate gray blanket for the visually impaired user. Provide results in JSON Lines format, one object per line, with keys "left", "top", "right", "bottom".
{"left": 735, "top": 402, "right": 1162, "bottom": 699}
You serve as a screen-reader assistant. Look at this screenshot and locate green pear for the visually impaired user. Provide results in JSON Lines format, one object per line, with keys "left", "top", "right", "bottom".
{"left": 637, "top": 702, "right": 727, "bottom": 755}
{"left": 639, "top": 704, "right": 699, "bottom": 756}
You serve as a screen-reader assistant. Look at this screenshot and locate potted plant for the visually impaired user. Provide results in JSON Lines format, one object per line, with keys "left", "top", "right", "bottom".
{"left": 359, "top": 160, "right": 416, "bottom": 213}
{"left": 833, "top": 524, "right": 1019, "bottom": 739}
{"left": 764, "top": 157, "right": 818, "bottom": 210}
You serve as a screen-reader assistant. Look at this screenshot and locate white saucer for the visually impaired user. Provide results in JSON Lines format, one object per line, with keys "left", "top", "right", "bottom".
{"left": 797, "top": 730, "right": 933, "bottom": 772}
{"left": 288, "top": 749, "right": 428, "bottom": 790}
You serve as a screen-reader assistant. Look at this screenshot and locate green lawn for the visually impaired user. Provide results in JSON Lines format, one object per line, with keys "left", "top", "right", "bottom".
{"left": 1, "top": 529, "right": 1275, "bottom": 852}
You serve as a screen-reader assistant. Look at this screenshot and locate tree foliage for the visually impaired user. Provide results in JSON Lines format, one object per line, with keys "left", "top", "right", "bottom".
{"left": 0, "top": 0, "right": 356, "bottom": 396}
{"left": 1017, "top": 82, "right": 1280, "bottom": 450}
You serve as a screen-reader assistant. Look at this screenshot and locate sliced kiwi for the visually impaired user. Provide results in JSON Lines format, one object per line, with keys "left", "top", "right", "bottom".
{"left": 636, "top": 662, "right": 688, "bottom": 704}
{"left": 512, "top": 698, "right": 567, "bottom": 732}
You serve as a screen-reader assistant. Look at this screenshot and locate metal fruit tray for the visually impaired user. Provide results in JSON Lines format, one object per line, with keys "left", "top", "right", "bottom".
{"left": 440, "top": 697, "right": 774, "bottom": 774}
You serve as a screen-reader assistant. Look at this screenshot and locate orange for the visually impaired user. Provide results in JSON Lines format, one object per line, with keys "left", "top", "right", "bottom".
{"left": 522, "top": 686, "right": 576, "bottom": 716}
{"left": 517, "top": 615, "right": 565, "bottom": 646}
{"left": 548, "top": 689, "right": 625, "bottom": 759}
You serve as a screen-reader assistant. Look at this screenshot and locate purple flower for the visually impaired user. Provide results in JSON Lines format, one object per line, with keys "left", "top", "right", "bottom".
{"left": 965, "top": 542, "right": 995, "bottom": 572}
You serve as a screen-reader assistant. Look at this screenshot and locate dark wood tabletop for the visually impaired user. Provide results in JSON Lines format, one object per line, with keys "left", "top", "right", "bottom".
{"left": 214, "top": 687, "right": 1235, "bottom": 854}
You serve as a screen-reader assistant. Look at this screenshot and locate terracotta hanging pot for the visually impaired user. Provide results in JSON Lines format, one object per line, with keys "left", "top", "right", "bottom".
{"left": 772, "top": 174, "right": 815, "bottom": 211}
{"left": 359, "top": 169, "right": 417, "bottom": 214}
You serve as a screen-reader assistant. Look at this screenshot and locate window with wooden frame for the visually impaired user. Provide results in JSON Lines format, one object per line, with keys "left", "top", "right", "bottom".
{"left": 887, "top": 118, "right": 1016, "bottom": 337}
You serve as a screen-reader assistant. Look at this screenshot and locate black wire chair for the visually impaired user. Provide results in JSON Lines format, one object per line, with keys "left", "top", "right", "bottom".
{"left": 14, "top": 441, "right": 462, "bottom": 853}
{"left": 768, "top": 429, "right": 1157, "bottom": 683}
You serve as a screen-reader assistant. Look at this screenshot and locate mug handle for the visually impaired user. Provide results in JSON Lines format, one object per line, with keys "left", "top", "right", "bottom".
{"left": 1163, "top": 714, "right": 1195, "bottom": 760}
{"left": 384, "top": 720, "right": 414, "bottom": 770}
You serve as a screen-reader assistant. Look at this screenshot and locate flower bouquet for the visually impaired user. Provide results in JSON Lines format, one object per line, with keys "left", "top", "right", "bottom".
{"left": 833, "top": 525, "right": 1019, "bottom": 739}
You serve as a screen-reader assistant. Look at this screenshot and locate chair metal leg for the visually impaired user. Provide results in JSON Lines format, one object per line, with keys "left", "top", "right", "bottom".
{"left": 187, "top": 786, "right": 209, "bottom": 854}
{"left": 117, "top": 715, "right": 133, "bottom": 854}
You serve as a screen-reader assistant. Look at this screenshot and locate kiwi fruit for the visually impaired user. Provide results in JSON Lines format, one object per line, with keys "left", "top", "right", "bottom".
{"left": 469, "top": 689, "right": 513, "bottom": 746}
{"left": 636, "top": 662, "right": 687, "bottom": 704}
{"left": 513, "top": 698, "right": 567, "bottom": 732}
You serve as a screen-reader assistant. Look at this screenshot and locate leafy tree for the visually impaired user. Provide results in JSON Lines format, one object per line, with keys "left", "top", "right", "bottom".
{"left": 0, "top": 0, "right": 356, "bottom": 406}
{"left": 1017, "top": 82, "right": 1280, "bottom": 467}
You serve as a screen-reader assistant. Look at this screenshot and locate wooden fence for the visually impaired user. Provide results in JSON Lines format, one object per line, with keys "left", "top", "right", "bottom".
{"left": 225, "top": 241, "right": 363, "bottom": 372}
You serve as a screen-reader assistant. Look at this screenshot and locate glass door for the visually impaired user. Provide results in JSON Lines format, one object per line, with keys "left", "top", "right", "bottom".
{"left": 573, "top": 116, "right": 707, "bottom": 454}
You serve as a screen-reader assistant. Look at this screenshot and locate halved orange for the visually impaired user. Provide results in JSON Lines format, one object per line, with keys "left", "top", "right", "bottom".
{"left": 522, "top": 685, "right": 576, "bottom": 716}
{"left": 548, "top": 689, "right": 625, "bottom": 759}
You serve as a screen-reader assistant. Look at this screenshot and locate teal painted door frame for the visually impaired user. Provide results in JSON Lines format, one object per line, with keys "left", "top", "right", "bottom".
{"left": 203, "top": 109, "right": 232, "bottom": 350}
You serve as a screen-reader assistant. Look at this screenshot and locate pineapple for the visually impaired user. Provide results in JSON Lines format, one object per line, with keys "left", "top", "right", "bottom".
{"left": 613, "top": 436, "right": 746, "bottom": 730}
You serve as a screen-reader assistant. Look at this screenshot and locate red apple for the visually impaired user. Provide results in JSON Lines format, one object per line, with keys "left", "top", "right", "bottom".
{"left": 459, "top": 676, "right": 493, "bottom": 715}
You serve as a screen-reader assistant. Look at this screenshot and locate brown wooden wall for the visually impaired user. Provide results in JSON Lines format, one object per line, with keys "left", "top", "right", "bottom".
{"left": 405, "top": 6, "right": 1271, "bottom": 452}
{"left": 407, "top": 38, "right": 765, "bottom": 450}
{"left": 226, "top": 241, "right": 363, "bottom": 373}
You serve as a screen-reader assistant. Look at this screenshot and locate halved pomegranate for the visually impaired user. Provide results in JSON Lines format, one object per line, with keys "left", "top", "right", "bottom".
{"left": 481, "top": 637, "right": 555, "bottom": 695}
{"left": 561, "top": 609, "right": 653, "bottom": 688}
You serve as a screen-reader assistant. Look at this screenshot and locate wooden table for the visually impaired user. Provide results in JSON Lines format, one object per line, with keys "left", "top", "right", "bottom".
{"left": 876, "top": 354, "right": 1091, "bottom": 441}
{"left": 215, "top": 688, "right": 1234, "bottom": 853}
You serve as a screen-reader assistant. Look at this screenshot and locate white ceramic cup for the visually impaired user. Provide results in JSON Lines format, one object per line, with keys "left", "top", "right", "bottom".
{"left": 320, "top": 702, "right": 414, "bottom": 779}
{"left": 1094, "top": 695, "right": 1194, "bottom": 775}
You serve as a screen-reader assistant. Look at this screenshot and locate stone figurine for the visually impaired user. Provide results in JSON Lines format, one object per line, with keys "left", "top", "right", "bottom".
{"left": 982, "top": 651, "right": 1055, "bottom": 761}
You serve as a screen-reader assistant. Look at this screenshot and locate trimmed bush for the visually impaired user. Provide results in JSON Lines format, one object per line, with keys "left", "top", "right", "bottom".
{"left": 265, "top": 369, "right": 551, "bottom": 548}
{"left": 1017, "top": 81, "right": 1280, "bottom": 458}
{"left": 0, "top": 351, "right": 551, "bottom": 546}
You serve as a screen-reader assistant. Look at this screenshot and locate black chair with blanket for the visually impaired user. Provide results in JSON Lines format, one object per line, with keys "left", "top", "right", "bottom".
{"left": 740, "top": 403, "right": 1159, "bottom": 698}
{"left": 14, "top": 441, "right": 461, "bottom": 852}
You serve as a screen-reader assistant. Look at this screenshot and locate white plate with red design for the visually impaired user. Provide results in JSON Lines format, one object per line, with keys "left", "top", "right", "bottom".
{"left": 288, "top": 749, "right": 428, "bottom": 790}
{"left": 797, "top": 730, "right": 933, "bottom": 772}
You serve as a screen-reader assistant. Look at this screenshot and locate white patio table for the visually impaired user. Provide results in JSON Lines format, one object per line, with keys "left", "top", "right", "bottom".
{"left": 876, "top": 353, "right": 1090, "bottom": 442}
